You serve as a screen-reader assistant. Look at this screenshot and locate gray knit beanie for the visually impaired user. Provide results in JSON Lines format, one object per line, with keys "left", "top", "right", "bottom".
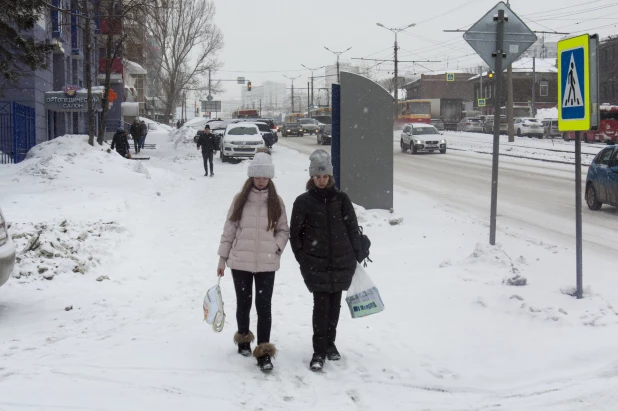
{"left": 247, "top": 152, "right": 275, "bottom": 178}
{"left": 309, "top": 149, "right": 333, "bottom": 177}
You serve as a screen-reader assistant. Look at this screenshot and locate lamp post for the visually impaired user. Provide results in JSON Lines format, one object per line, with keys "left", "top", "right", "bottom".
{"left": 376, "top": 22, "right": 416, "bottom": 117}
{"left": 283, "top": 74, "right": 301, "bottom": 113}
{"left": 324, "top": 46, "right": 352, "bottom": 84}
{"left": 301, "top": 64, "right": 325, "bottom": 108}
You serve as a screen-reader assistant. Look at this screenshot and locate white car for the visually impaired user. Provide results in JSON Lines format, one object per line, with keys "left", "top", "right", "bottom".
{"left": 0, "top": 207, "right": 16, "bottom": 288}
{"left": 514, "top": 118, "right": 544, "bottom": 138}
{"left": 220, "top": 123, "right": 266, "bottom": 163}
{"left": 400, "top": 123, "right": 447, "bottom": 154}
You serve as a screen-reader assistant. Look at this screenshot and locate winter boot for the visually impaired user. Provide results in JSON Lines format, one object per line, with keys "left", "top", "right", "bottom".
{"left": 234, "top": 331, "right": 255, "bottom": 357}
{"left": 326, "top": 344, "right": 341, "bottom": 361}
{"left": 253, "top": 343, "right": 277, "bottom": 373}
{"left": 310, "top": 353, "right": 325, "bottom": 371}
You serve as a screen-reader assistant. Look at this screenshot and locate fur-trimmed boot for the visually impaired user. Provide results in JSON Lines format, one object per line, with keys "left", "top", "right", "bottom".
{"left": 253, "top": 343, "right": 277, "bottom": 372}
{"left": 234, "top": 331, "right": 255, "bottom": 357}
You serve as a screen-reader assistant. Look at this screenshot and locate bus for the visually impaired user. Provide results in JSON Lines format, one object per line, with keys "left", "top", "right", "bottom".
{"left": 309, "top": 107, "right": 332, "bottom": 125}
{"left": 562, "top": 104, "right": 618, "bottom": 143}
{"left": 232, "top": 109, "right": 259, "bottom": 119}
{"left": 284, "top": 113, "right": 305, "bottom": 123}
{"left": 396, "top": 100, "right": 431, "bottom": 128}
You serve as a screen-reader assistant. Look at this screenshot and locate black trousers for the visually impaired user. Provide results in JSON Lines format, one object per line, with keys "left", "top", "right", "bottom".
{"left": 202, "top": 150, "right": 214, "bottom": 174}
{"left": 312, "top": 291, "right": 343, "bottom": 356}
{"left": 232, "top": 270, "right": 275, "bottom": 345}
{"left": 133, "top": 138, "right": 139, "bottom": 152}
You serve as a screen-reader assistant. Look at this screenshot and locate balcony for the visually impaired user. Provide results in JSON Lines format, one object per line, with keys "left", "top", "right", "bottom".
{"left": 99, "top": 58, "right": 123, "bottom": 75}
{"left": 100, "top": 19, "right": 122, "bottom": 35}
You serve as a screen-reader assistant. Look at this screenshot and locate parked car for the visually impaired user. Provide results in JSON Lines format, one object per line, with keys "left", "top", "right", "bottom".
{"left": 482, "top": 115, "right": 508, "bottom": 134}
{"left": 246, "top": 122, "right": 277, "bottom": 148}
{"left": 220, "top": 123, "right": 266, "bottom": 163}
{"left": 541, "top": 119, "right": 561, "bottom": 138}
{"left": 297, "top": 118, "right": 321, "bottom": 135}
{"left": 456, "top": 117, "right": 484, "bottom": 133}
{"left": 585, "top": 145, "right": 618, "bottom": 210}
{"left": 317, "top": 124, "right": 332, "bottom": 145}
{"left": 281, "top": 122, "right": 304, "bottom": 137}
{"left": 430, "top": 119, "right": 445, "bottom": 131}
{"left": 514, "top": 117, "right": 544, "bottom": 138}
{"left": 231, "top": 118, "right": 278, "bottom": 136}
{"left": 0, "top": 207, "right": 16, "bottom": 289}
{"left": 400, "top": 123, "right": 447, "bottom": 154}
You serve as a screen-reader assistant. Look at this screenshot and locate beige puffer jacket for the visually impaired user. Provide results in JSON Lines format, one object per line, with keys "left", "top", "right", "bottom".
{"left": 218, "top": 188, "right": 290, "bottom": 273}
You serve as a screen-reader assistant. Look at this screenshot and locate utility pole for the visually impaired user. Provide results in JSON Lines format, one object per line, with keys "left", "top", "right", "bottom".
{"left": 301, "top": 64, "right": 325, "bottom": 108}
{"left": 259, "top": 99, "right": 262, "bottom": 117}
{"left": 283, "top": 74, "right": 301, "bottom": 113}
{"left": 324, "top": 46, "right": 352, "bottom": 84}
{"left": 531, "top": 56, "right": 536, "bottom": 117}
{"left": 307, "top": 82, "right": 310, "bottom": 115}
{"left": 376, "top": 23, "right": 416, "bottom": 119}
{"left": 506, "top": 0, "right": 514, "bottom": 142}
{"left": 479, "top": 66, "right": 483, "bottom": 113}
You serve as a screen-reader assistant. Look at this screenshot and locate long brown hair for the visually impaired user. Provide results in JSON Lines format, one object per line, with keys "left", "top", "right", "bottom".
{"left": 306, "top": 175, "right": 336, "bottom": 191}
{"left": 230, "top": 178, "right": 282, "bottom": 231}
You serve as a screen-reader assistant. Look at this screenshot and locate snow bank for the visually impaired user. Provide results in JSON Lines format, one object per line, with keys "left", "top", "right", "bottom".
{"left": 536, "top": 107, "right": 558, "bottom": 120}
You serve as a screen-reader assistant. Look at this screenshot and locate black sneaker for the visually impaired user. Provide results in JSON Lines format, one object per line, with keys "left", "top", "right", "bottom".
{"left": 326, "top": 345, "right": 341, "bottom": 361}
{"left": 257, "top": 355, "right": 273, "bottom": 372}
{"left": 310, "top": 353, "right": 325, "bottom": 371}
{"left": 210, "top": 173, "right": 214, "bottom": 177}
{"left": 238, "top": 342, "right": 252, "bottom": 357}
{"left": 204, "top": 173, "right": 208, "bottom": 176}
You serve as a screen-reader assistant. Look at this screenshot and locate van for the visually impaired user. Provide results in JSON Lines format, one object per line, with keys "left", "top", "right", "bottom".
{"left": 542, "top": 119, "right": 561, "bottom": 138}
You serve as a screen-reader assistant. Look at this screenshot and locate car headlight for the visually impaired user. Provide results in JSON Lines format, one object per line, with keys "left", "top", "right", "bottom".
{"left": 440, "top": 139, "right": 446, "bottom": 143}
{"left": 415, "top": 140, "right": 422, "bottom": 144}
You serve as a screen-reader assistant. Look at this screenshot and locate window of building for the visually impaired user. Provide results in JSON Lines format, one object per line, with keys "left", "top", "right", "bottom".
{"left": 540, "top": 82, "right": 548, "bottom": 97}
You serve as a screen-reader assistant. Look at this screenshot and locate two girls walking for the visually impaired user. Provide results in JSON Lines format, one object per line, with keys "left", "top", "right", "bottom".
{"left": 217, "top": 150, "right": 362, "bottom": 372}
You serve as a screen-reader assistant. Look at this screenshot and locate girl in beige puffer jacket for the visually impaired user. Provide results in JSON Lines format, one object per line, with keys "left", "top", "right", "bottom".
{"left": 217, "top": 153, "right": 289, "bottom": 372}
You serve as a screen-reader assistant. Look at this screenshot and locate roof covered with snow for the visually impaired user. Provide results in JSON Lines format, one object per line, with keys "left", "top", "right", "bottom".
{"left": 469, "top": 58, "right": 557, "bottom": 80}
{"left": 123, "top": 59, "right": 147, "bottom": 75}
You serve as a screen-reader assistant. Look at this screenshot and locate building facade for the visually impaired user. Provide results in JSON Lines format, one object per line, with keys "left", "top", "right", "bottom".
{"left": 600, "top": 36, "right": 618, "bottom": 105}
{"left": 405, "top": 71, "right": 476, "bottom": 101}
{"left": 240, "top": 81, "right": 287, "bottom": 112}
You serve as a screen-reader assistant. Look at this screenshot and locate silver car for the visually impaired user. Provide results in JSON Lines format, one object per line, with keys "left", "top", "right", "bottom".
{"left": 0, "top": 207, "right": 16, "bottom": 288}
{"left": 400, "top": 123, "right": 447, "bottom": 154}
{"left": 456, "top": 117, "right": 484, "bottom": 133}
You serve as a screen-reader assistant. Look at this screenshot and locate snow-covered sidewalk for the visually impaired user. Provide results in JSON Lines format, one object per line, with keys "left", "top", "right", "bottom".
{"left": 1, "top": 129, "right": 618, "bottom": 410}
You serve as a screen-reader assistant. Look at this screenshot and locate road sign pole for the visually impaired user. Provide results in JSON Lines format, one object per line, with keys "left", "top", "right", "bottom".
{"left": 489, "top": 8, "right": 505, "bottom": 246}
{"left": 575, "top": 130, "right": 583, "bottom": 299}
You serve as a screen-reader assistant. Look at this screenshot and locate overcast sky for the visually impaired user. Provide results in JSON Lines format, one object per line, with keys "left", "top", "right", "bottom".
{"left": 211, "top": 0, "right": 618, "bottom": 100}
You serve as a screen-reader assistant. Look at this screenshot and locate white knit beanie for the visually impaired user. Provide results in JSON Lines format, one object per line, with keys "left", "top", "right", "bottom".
{"left": 309, "top": 149, "right": 333, "bottom": 177}
{"left": 247, "top": 152, "right": 275, "bottom": 178}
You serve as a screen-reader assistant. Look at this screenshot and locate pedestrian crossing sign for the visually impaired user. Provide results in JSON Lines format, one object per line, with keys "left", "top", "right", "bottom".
{"left": 558, "top": 34, "right": 590, "bottom": 131}
{"left": 478, "top": 98, "right": 486, "bottom": 107}
{"left": 446, "top": 73, "right": 455, "bottom": 82}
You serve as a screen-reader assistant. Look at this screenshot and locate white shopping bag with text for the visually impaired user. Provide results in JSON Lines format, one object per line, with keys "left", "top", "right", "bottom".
{"left": 345, "top": 264, "right": 385, "bottom": 318}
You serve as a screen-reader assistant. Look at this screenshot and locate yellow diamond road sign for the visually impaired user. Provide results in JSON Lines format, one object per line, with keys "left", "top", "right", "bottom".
{"left": 558, "top": 34, "right": 590, "bottom": 131}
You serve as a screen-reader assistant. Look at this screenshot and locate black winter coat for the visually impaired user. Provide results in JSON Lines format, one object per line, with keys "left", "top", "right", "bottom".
{"left": 111, "top": 132, "right": 129, "bottom": 156}
{"left": 197, "top": 131, "right": 218, "bottom": 152}
{"left": 290, "top": 187, "right": 362, "bottom": 293}
{"left": 130, "top": 122, "right": 141, "bottom": 139}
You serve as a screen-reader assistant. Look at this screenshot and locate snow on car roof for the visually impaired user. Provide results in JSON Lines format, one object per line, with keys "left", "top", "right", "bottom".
{"left": 411, "top": 123, "right": 438, "bottom": 128}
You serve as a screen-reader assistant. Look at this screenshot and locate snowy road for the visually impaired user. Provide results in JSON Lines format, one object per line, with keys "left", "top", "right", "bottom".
{"left": 277, "top": 132, "right": 618, "bottom": 256}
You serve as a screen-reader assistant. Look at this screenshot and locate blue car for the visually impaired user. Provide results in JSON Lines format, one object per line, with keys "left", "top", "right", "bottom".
{"left": 586, "top": 145, "right": 618, "bottom": 210}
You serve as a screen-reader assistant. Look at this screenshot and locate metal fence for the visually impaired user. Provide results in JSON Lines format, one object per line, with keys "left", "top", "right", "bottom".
{"left": 0, "top": 102, "right": 36, "bottom": 164}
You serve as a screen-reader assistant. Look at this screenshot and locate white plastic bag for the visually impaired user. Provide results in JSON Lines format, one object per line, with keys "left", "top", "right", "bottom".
{"left": 203, "top": 277, "right": 225, "bottom": 332}
{"left": 345, "top": 264, "right": 385, "bottom": 318}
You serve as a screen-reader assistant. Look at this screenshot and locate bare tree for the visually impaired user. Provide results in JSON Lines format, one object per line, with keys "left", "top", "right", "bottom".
{"left": 146, "top": 0, "right": 223, "bottom": 123}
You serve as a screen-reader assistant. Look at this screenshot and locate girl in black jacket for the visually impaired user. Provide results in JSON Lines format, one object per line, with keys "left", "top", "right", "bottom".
{"left": 290, "top": 149, "right": 362, "bottom": 371}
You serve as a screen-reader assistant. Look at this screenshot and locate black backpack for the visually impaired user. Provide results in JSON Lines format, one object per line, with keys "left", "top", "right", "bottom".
{"left": 357, "top": 226, "right": 372, "bottom": 266}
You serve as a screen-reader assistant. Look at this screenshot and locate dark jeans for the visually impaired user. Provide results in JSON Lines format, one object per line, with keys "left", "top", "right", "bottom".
{"left": 202, "top": 150, "right": 214, "bottom": 174}
{"left": 312, "top": 291, "right": 343, "bottom": 356}
{"left": 133, "top": 138, "right": 139, "bottom": 152}
{"left": 232, "top": 270, "right": 275, "bottom": 345}
{"left": 140, "top": 135, "right": 146, "bottom": 149}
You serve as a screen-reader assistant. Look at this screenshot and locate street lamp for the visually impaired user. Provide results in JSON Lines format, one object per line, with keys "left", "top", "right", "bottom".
{"left": 301, "top": 64, "right": 325, "bottom": 108}
{"left": 324, "top": 46, "right": 352, "bottom": 84}
{"left": 283, "top": 74, "right": 301, "bottom": 113}
{"left": 376, "top": 22, "right": 416, "bottom": 116}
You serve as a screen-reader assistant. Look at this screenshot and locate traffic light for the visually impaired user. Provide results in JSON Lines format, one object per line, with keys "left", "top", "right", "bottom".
{"left": 247, "top": 81, "right": 252, "bottom": 91}
{"left": 487, "top": 70, "right": 494, "bottom": 79}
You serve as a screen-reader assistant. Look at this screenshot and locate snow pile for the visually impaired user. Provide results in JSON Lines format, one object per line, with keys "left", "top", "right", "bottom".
{"left": 172, "top": 126, "right": 198, "bottom": 148}
{"left": 10, "top": 219, "right": 126, "bottom": 282}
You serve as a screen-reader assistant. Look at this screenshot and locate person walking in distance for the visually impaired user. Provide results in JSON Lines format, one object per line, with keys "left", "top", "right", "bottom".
{"left": 196, "top": 125, "right": 218, "bottom": 177}
{"left": 130, "top": 119, "right": 141, "bottom": 153}
{"left": 290, "top": 149, "right": 362, "bottom": 371}
{"left": 110, "top": 128, "right": 131, "bottom": 158}
{"left": 139, "top": 120, "right": 148, "bottom": 151}
{"left": 217, "top": 153, "right": 290, "bottom": 372}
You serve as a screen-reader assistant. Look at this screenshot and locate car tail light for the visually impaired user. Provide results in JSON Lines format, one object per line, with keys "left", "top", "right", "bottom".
{"left": 466, "top": 122, "right": 471, "bottom": 125}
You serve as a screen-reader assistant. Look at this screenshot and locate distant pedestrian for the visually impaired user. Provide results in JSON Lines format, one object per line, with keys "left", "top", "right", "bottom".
{"left": 111, "top": 128, "right": 130, "bottom": 158}
{"left": 196, "top": 124, "right": 218, "bottom": 177}
{"left": 176, "top": 120, "right": 181, "bottom": 129}
{"left": 139, "top": 120, "right": 148, "bottom": 150}
{"left": 130, "top": 119, "right": 141, "bottom": 153}
{"left": 290, "top": 149, "right": 362, "bottom": 371}
{"left": 217, "top": 153, "right": 290, "bottom": 372}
